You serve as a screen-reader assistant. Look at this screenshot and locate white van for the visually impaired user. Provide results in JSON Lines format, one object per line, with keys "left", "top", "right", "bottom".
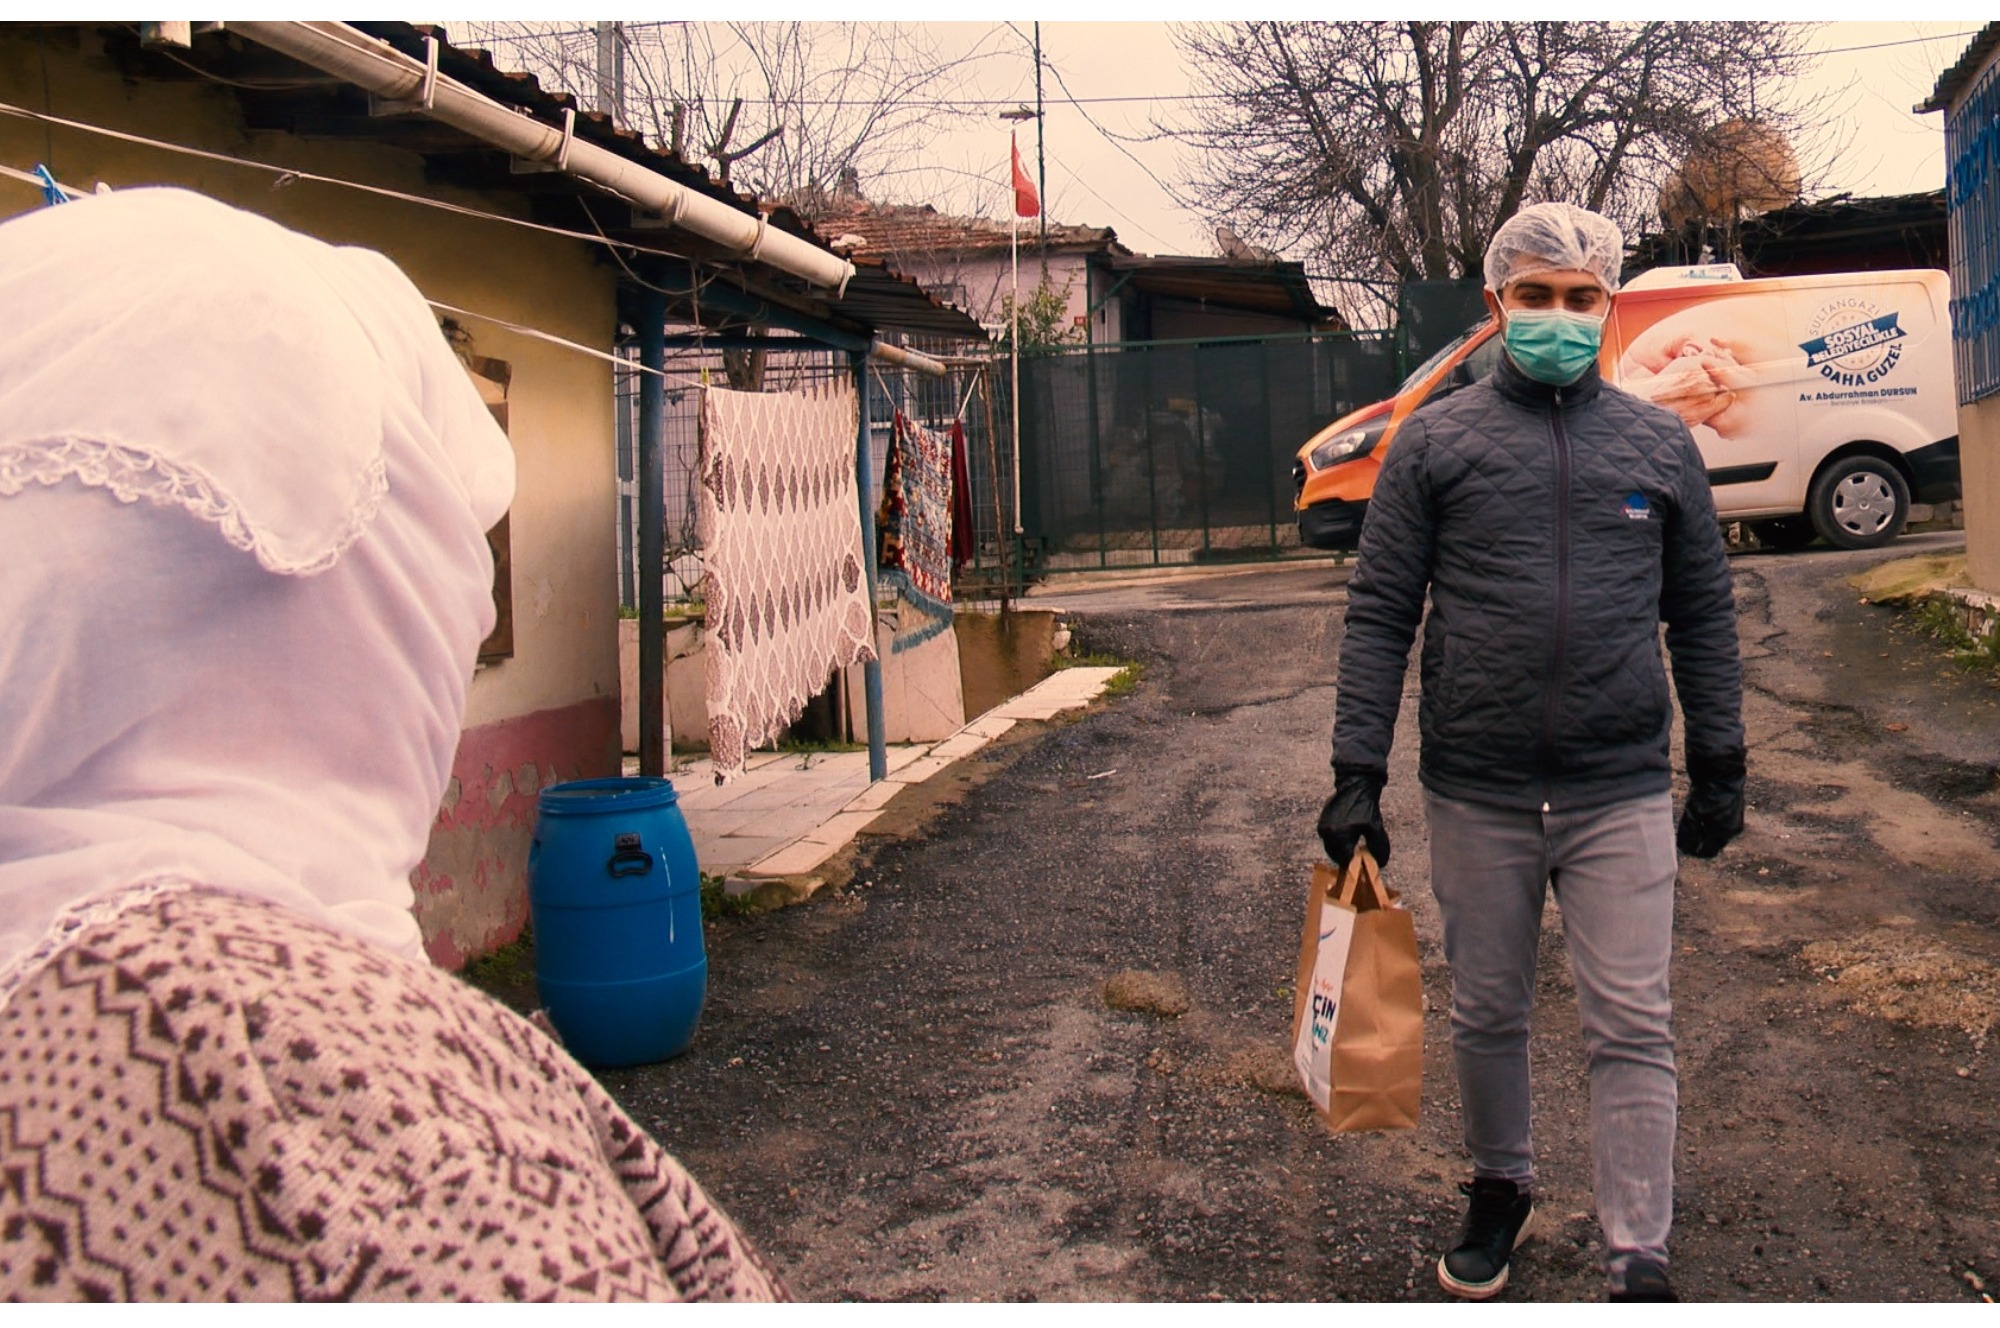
{"left": 1293, "top": 264, "right": 1960, "bottom": 551}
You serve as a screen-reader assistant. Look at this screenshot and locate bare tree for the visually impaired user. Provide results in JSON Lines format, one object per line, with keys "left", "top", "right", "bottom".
{"left": 1170, "top": 22, "right": 1832, "bottom": 320}
{"left": 456, "top": 22, "right": 1004, "bottom": 216}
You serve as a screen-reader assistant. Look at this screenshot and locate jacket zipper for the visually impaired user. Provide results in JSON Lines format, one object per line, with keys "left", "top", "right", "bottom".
{"left": 1541, "top": 388, "right": 1571, "bottom": 813}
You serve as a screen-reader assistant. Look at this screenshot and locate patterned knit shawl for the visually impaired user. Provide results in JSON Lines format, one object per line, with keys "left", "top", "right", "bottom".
{"left": 697, "top": 383, "right": 876, "bottom": 782}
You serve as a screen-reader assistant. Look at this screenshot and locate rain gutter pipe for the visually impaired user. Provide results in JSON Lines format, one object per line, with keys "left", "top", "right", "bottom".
{"left": 228, "top": 21, "right": 856, "bottom": 295}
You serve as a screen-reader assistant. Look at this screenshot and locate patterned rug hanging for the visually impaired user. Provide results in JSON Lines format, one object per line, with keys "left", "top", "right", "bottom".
{"left": 698, "top": 383, "right": 876, "bottom": 783}
{"left": 876, "top": 409, "right": 956, "bottom": 652}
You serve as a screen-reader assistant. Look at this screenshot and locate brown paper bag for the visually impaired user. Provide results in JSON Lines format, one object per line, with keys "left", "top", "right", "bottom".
{"left": 1289, "top": 848, "right": 1423, "bottom": 1132}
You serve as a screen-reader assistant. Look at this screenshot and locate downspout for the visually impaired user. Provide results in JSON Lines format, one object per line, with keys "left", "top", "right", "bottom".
{"left": 228, "top": 21, "right": 855, "bottom": 294}
{"left": 867, "top": 338, "right": 948, "bottom": 378}
{"left": 637, "top": 289, "right": 668, "bottom": 778}
{"left": 852, "top": 353, "right": 888, "bottom": 783}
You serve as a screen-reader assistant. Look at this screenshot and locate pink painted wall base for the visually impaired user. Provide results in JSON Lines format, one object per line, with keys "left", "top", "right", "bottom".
{"left": 413, "top": 696, "right": 620, "bottom": 968}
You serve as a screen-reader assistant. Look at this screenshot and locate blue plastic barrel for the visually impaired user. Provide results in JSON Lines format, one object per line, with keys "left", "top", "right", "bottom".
{"left": 527, "top": 777, "right": 706, "bottom": 1067}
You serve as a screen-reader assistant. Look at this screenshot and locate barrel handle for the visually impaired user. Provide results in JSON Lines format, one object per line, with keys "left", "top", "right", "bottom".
{"left": 608, "top": 832, "right": 653, "bottom": 878}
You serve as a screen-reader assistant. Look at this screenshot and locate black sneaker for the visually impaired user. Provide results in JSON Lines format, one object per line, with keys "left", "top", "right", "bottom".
{"left": 1609, "top": 1257, "right": 1677, "bottom": 1302}
{"left": 1436, "top": 1177, "right": 1536, "bottom": 1300}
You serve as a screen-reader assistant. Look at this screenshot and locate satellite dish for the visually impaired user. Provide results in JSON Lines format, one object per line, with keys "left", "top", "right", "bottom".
{"left": 1214, "top": 223, "right": 1277, "bottom": 262}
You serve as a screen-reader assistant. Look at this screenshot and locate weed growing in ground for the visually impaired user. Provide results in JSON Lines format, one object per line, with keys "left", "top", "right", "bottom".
{"left": 458, "top": 929, "right": 533, "bottom": 987}
{"left": 700, "top": 872, "right": 758, "bottom": 921}
{"left": 1910, "top": 597, "right": 2000, "bottom": 672}
{"left": 1054, "top": 645, "right": 1144, "bottom": 699}
{"left": 775, "top": 737, "right": 867, "bottom": 755}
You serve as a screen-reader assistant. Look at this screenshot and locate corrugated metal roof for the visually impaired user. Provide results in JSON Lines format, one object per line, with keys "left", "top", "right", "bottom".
{"left": 1105, "top": 253, "right": 1336, "bottom": 325}
{"left": 1626, "top": 190, "right": 1947, "bottom": 277}
{"left": 1917, "top": 22, "right": 2000, "bottom": 113}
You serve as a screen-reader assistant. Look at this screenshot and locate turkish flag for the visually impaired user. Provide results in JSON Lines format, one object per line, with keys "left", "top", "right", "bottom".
{"left": 1011, "top": 133, "right": 1040, "bottom": 219}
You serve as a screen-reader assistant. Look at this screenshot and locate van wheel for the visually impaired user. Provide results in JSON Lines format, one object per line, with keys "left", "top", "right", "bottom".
{"left": 1748, "top": 515, "right": 1818, "bottom": 551}
{"left": 1808, "top": 456, "right": 1909, "bottom": 550}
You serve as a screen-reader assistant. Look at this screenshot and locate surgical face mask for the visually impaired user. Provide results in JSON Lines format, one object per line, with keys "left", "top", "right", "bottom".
{"left": 1502, "top": 307, "right": 1605, "bottom": 386}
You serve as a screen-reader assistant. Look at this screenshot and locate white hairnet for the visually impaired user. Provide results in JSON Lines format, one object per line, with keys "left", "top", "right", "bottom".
{"left": 1483, "top": 202, "right": 1625, "bottom": 294}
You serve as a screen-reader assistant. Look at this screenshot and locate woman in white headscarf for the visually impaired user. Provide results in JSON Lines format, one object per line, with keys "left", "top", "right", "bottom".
{"left": 0, "top": 188, "right": 781, "bottom": 1302}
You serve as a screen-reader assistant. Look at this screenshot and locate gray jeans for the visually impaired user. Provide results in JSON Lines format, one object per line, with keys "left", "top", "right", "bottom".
{"left": 1424, "top": 788, "right": 1679, "bottom": 1270}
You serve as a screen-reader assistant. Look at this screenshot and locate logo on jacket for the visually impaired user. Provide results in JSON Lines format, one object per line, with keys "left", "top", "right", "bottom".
{"left": 1623, "top": 492, "right": 1652, "bottom": 520}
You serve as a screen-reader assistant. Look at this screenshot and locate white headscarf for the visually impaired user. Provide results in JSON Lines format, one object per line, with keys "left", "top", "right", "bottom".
{"left": 0, "top": 188, "right": 516, "bottom": 978}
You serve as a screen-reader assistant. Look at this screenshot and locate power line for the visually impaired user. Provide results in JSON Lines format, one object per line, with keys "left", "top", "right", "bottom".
{"left": 1811, "top": 27, "right": 1982, "bottom": 57}
{"left": 441, "top": 27, "right": 1988, "bottom": 111}
{"left": 1040, "top": 55, "right": 1204, "bottom": 235}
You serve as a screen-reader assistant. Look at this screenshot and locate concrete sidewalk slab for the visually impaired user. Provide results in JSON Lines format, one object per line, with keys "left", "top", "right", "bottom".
{"left": 633, "top": 661, "right": 1129, "bottom": 878}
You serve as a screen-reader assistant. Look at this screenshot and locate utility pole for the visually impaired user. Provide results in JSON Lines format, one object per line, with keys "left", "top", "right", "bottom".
{"left": 1034, "top": 21, "right": 1047, "bottom": 268}
{"left": 595, "top": 20, "right": 625, "bottom": 127}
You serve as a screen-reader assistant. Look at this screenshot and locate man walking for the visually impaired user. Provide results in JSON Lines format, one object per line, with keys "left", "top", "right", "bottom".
{"left": 1318, "top": 202, "right": 1745, "bottom": 1303}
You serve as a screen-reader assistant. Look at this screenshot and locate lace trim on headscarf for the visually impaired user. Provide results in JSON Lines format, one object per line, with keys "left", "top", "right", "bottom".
{"left": 0, "top": 874, "right": 200, "bottom": 1022}
{"left": 0, "top": 437, "right": 388, "bottom": 577}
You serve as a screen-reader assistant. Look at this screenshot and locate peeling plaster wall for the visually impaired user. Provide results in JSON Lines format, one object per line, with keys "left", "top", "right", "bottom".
{"left": 413, "top": 696, "right": 620, "bottom": 969}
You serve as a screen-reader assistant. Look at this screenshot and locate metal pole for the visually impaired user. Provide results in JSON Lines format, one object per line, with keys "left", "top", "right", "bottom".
{"left": 1194, "top": 349, "right": 1211, "bottom": 556}
{"left": 853, "top": 354, "right": 888, "bottom": 782}
{"left": 594, "top": 20, "right": 624, "bottom": 126}
{"left": 638, "top": 288, "right": 667, "bottom": 777}
{"left": 1261, "top": 345, "right": 1279, "bottom": 554}
{"left": 1010, "top": 175, "right": 1023, "bottom": 536}
{"left": 1034, "top": 22, "right": 1047, "bottom": 267}
{"left": 1086, "top": 327, "right": 1106, "bottom": 568}
{"left": 1142, "top": 347, "right": 1160, "bottom": 567}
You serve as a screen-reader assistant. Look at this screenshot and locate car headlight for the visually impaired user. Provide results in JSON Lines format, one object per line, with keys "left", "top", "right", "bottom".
{"left": 1308, "top": 422, "right": 1386, "bottom": 472}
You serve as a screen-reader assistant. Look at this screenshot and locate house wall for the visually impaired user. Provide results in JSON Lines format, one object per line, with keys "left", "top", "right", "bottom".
{"left": 898, "top": 250, "right": 1104, "bottom": 343}
{"left": 1944, "top": 44, "right": 2000, "bottom": 592}
{"left": 1965, "top": 399, "right": 2000, "bottom": 591}
{"left": 0, "top": 29, "right": 622, "bottom": 966}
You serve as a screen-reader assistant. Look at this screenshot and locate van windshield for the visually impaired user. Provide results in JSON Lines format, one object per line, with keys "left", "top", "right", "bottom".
{"left": 1397, "top": 319, "right": 1496, "bottom": 394}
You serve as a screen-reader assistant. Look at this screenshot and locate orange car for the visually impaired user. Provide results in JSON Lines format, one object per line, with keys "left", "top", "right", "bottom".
{"left": 1292, "top": 324, "right": 1504, "bottom": 550}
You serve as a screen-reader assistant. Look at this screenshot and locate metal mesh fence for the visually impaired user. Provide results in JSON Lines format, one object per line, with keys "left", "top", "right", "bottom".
{"left": 1398, "top": 280, "right": 1491, "bottom": 373}
{"left": 615, "top": 325, "right": 1421, "bottom": 598}
{"left": 1003, "top": 331, "right": 1401, "bottom": 569}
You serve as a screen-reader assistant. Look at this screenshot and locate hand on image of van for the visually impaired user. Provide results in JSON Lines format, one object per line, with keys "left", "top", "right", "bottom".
{"left": 1621, "top": 334, "right": 1740, "bottom": 429}
{"left": 1618, "top": 304, "right": 1799, "bottom": 447}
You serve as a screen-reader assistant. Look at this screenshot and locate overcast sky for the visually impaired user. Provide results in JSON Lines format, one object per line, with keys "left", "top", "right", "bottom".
{"left": 459, "top": 17, "right": 1986, "bottom": 260}
{"left": 891, "top": 20, "right": 1982, "bottom": 258}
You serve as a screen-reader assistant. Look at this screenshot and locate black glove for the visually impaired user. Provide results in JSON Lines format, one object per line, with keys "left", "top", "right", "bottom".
{"left": 1678, "top": 747, "right": 1746, "bottom": 858}
{"left": 1317, "top": 763, "right": 1390, "bottom": 869}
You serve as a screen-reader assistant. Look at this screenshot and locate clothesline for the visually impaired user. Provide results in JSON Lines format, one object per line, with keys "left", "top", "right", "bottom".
{"left": 868, "top": 364, "right": 979, "bottom": 426}
{"left": 3, "top": 148, "right": 971, "bottom": 396}
{"left": 0, "top": 98, "right": 703, "bottom": 266}
{"left": 0, "top": 159, "right": 713, "bottom": 387}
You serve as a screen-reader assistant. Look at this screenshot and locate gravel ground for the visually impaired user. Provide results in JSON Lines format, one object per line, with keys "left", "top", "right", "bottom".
{"left": 469, "top": 536, "right": 1998, "bottom": 1303}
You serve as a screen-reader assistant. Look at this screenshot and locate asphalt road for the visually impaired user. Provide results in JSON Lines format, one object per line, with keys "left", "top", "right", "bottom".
{"left": 485, "top": 534, "right": 1999, "bottom": 1303}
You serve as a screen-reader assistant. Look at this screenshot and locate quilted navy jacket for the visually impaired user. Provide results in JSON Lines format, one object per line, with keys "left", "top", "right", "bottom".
{"left": 1332, "top": 352, "right": 1744, "bottom": 812}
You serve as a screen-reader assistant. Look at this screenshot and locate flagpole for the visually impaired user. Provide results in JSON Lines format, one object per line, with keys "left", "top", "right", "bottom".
{"left": 1010, "top": 131, "right": 1023, "bottom": 539}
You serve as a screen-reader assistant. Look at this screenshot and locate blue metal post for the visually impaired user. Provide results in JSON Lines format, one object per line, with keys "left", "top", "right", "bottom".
{"left": 853, "top": 353, "right": 888, "bottom": 782}
{"left": 638, "top": 289, "right": 667, "bottom": 777}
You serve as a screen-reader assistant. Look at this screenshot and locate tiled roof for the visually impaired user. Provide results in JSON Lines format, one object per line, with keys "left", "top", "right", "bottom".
{"left": 812, "top": 197, "right": 1127, "bottom": 262}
